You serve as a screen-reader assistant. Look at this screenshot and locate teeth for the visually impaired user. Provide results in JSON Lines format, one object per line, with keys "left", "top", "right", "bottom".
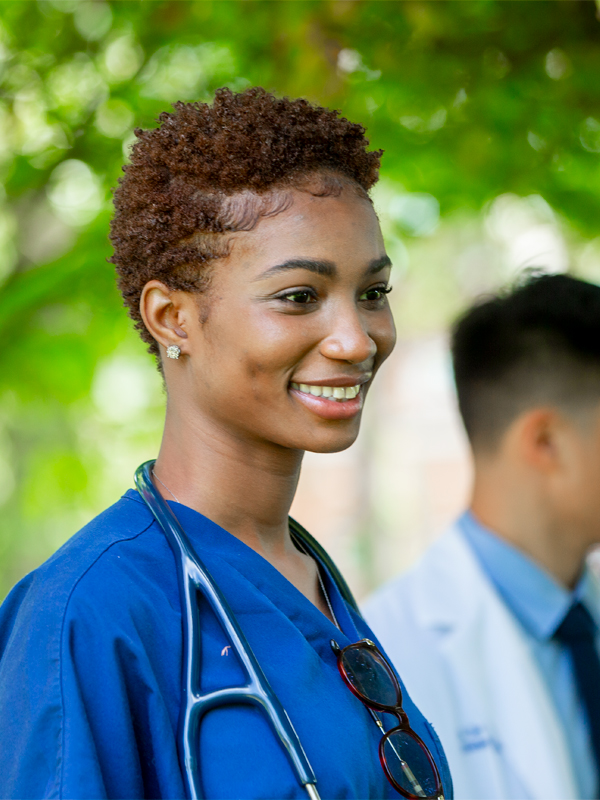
{"left": 291, "top": 383, "right": 361, "bottom": 401}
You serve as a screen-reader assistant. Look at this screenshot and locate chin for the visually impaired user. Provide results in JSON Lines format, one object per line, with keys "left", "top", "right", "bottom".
{"left": 269, "top": 414, "right": 362, "bottom": 454}
{"left": 299, "top": 429, "right": 360, "bottom": 455}
{"left": 307, "top": 442, "right": 356, "bottom": 455}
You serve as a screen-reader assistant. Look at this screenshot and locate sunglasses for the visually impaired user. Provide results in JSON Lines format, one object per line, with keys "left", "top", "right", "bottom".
{"left": 331, "top": 638, "right": 444, "bottom": 800}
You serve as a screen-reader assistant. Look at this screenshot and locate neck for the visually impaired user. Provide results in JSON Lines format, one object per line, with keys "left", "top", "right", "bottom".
{"left": 470, "top": 458, "right": 588, "bottom": 589}
{"left": 153, "top": 401, "right": 304, "bottom": 561}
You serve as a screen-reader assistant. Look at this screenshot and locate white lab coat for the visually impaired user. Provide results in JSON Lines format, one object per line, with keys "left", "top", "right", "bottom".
{"left": 363, "top": 525, "right": 600, "bottom": 800}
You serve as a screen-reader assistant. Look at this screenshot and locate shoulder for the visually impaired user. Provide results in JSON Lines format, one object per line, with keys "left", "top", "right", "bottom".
{"left": 0, "top": 491, "right": 175, "bottom": 658}
{"left": 362, "top": 523, "right": 498, "bottom": 669}
{"left": 362, "top": 526, "right": 466, "bottom": 619}
{"left": 0, "top": 492, "right": 182, "bottom": 799}
{"left": 44, "top": 489, "right": 158, "bottom": 578}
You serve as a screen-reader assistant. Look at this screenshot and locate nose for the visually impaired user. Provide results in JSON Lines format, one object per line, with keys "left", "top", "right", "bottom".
{"left": 319, "top": 306, "right": 377, "bottom": 365}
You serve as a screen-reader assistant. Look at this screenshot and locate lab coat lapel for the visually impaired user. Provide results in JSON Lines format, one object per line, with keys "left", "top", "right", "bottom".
{"left": 421, "top": 528, "right": 577, "bottom": 800}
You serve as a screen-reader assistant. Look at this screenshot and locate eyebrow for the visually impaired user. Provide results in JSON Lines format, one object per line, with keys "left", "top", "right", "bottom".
{"left": 256, "top": 254, "right": 392, "bottom": 281}
{"left": 366, "top": 255, "right": 393, "bottom": 274}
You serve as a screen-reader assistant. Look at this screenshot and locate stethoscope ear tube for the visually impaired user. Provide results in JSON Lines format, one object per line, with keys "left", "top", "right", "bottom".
{"left": 134, "top": 461, "right": 321, "bottom": 800}
{"left": 288, "top": 518, "right": 361, "bottom": 615}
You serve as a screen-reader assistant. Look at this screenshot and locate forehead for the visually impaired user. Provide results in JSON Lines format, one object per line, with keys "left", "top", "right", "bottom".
{"left": 227, "top": 187, "right": 385, "bottom": 271}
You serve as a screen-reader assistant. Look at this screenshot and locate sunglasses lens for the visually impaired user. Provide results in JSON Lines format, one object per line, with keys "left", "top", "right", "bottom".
{"left": 382, "top": 729, "right": 439, "bottom": 798}
{"left": 340, "top": 645, "right": 399, "bottom": 707}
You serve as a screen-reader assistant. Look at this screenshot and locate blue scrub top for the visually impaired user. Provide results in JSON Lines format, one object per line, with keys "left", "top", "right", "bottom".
{"left": 0, "top": 490, "right": 452, "bottom": 799}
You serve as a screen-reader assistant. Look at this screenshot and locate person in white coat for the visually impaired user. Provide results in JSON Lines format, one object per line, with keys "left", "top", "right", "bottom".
{"left": 364, "top": 273, "right": 600, "bottom": 800}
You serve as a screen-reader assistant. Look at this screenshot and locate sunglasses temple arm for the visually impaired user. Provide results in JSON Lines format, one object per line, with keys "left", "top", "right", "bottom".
{"left": 368, "top": 709, "right": 428, "bottom": 798}
{"left": 368, "top": 707, "right": 386, "bottom": 731}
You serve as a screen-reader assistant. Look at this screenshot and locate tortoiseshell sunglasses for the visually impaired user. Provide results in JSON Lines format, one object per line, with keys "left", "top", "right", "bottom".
{"left": 331, "top": 638, "right": 444, "bottom": 800}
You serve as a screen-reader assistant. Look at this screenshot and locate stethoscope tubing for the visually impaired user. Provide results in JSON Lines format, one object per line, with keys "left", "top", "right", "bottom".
{"left": 135, "top": 461, "right": 321, "bottom": 800}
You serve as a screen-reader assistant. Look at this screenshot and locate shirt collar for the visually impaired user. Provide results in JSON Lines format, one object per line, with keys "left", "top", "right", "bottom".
{"left": 458, "top": 510, "right": 596, "bottom": 640}
{"left": 575, "top": 567, "right": 600, "bottom": 629}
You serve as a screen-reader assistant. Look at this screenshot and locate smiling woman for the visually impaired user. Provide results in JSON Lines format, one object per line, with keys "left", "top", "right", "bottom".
{"left": 0, "top": 88, "right": 452, "bottom": 800}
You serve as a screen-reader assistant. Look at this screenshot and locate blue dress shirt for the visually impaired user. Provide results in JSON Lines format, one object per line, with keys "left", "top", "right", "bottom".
{"left": 0, "top": 489, "right": 452, "bottom": 799}
{"left": 459, "top": 510, "right": 600, "bottom": 800}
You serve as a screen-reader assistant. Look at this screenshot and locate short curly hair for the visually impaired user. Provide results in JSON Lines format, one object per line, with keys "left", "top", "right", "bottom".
{"left": 109, "top": 87, "right": 383, "bottom": 357}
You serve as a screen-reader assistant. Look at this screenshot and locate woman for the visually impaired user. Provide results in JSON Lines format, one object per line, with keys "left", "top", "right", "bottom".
{"left": 0, "top": 88, "right": 452, "bottom": 799}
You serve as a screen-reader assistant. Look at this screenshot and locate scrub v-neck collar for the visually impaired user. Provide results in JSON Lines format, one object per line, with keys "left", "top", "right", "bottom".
{"left": 125, "top": 489, "right": 362, "bottom": 652}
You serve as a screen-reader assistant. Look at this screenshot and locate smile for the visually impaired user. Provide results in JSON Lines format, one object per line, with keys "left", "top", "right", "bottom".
{"left": 288, "top": 381, "right": 366, "bottom": 421}
{"left": 290, "top": 383, "right": 361, "bottom": 401}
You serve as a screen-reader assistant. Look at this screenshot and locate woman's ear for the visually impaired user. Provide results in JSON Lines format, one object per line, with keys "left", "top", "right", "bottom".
{"left": 140, "top": 281, "right": 189, "bottom": 356}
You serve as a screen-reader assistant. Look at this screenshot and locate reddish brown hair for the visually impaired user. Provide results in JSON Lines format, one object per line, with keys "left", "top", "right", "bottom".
{"left": 109, "top": 87, "right": 382, "bottom": 356}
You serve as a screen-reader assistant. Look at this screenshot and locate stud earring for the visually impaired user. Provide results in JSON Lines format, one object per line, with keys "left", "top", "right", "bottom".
{"left": 166, "top": 345, "right": 181, "bottom": 360}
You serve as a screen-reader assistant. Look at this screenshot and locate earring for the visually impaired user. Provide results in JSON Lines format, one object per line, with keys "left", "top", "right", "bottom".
{"left": 166, "top": 345, "right": 181, "bottom": 360}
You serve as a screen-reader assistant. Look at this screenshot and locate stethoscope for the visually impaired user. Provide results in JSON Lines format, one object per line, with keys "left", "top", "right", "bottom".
{"left": 135, "top": 460, "right": 361, "bottom": 800}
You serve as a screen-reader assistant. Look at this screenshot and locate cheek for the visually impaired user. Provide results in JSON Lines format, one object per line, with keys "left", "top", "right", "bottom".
{"left": 371, "top": 308, "right": 396, "bottom": 363}
{"left": 562, "top": 445, "right": 600, "bottom": 518}
{"left": 583, "top": 450, "right": 600, "bottom": 506}
{"left": 204, "top": 304, "right": 314, "bottom": 386}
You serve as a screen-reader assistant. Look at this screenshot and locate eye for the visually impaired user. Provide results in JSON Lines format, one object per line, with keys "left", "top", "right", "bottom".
{"left": 281, "top": 289, "right": 317, "bottom": 305}
{"left": 360, "top": 285, "right": 392, "bottom": 303}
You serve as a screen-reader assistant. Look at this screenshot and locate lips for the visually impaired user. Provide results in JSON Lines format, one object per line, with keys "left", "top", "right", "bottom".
{"left": 290, "top": 382, "right": 360, "bottom": 401}
{"left": 288, "top": 380, "right": 367, "bottom": 420}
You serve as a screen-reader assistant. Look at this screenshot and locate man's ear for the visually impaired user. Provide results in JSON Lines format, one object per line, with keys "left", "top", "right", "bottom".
{"left": 140, "top": 281, "right": 189, "bottom": 357}
{"left": 515, "top": 407, "right": 564, "bottom": 473}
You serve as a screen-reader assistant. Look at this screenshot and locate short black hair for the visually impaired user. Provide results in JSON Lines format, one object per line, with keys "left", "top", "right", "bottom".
{"left": 451, "top": 273, "right": 600, "bottom": 450}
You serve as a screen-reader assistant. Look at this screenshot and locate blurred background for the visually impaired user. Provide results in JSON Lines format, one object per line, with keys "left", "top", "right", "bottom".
{"left": 2, "top": 0, "right": 600, "bottom": 600}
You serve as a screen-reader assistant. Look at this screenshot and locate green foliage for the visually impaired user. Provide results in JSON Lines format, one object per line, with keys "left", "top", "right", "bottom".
{"left": 1, "top": 0, "right": 600, "bottom": 596}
